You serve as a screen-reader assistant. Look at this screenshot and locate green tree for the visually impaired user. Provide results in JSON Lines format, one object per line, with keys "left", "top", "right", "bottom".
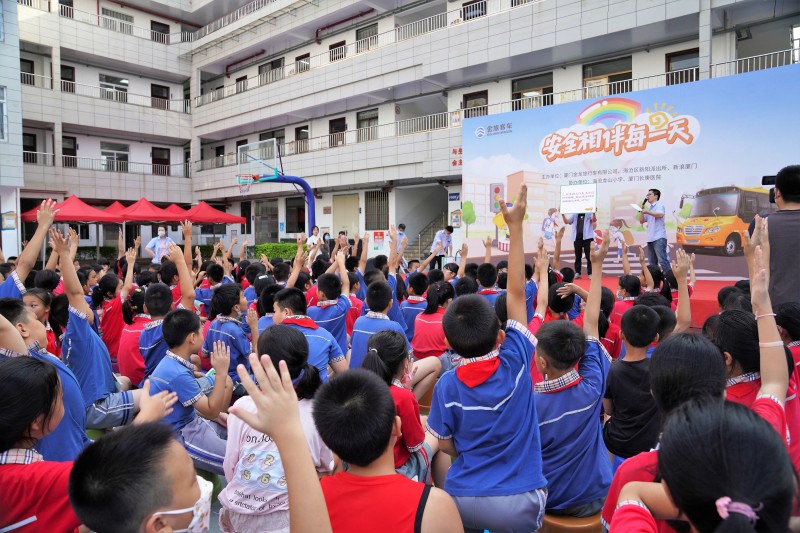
{"left": 462, "top": 201, "right": 476, "bottom": 237}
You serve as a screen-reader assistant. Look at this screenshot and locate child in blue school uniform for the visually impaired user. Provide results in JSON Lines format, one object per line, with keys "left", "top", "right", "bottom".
{"left": 307, "top": 251, "right": 351, "bottom": 354}
{"left": 357, "top": 227, "right": 409, "bottom": 337}
{"left": 427, "top": 185, "right": 548, "bottom": 533}
{"left": 272, "top": 287, "right": 348, "bottom": 381}
{"left": 48, "top": 230, "right": 142, "bottom": 429}
{"left": 350, "top": 281, "right": 410, "bottom": 370}
{"left": 149, "top": 309, "right": 233, "bottom": 475}
{"left": 401, "top": 272, "right": 429, "bottom": 341}
{"left": 533, "top": 232, "right": 613, "bottom": 517}
{"left": 202, "top": 284, "right": 259, "bottom": 397}
{"left": 475, "top": 262, "right": 500, "bottom": 306}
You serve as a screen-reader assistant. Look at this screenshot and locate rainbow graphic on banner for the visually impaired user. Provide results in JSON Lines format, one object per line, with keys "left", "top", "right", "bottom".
{"left": 577, "top": 97, "right": 642, "bottom": 127}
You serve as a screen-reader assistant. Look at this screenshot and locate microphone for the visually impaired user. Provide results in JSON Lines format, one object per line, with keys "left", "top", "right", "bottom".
{"left": 641, "top": 197, "right": 648, "bottom": 207}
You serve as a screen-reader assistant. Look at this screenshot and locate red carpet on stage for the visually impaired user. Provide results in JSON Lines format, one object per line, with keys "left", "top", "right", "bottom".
{"left": 572, "top": 277, "right": 728, "bottom": 329}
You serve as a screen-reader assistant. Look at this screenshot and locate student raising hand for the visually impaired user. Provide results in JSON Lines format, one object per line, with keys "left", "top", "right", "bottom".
{"left": 134, "top": 379, "right": 178, "bottom": 424}
{"left": 233, "top": 354, "right": 333, "bottom": 533}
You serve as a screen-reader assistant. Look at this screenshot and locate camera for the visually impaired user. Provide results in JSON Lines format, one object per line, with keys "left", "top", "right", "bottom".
{"left": 763, "top": 175, "right": 776, "bottom": 204}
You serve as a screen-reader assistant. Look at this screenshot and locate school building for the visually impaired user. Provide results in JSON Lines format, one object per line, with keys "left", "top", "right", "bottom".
{"left": 0, "top": 0, "right": 798, "bottom": 257}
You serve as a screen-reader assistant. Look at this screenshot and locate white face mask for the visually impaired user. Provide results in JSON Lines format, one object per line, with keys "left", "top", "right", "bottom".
{"left": 154, "top": 475, "right": 212, "bottom": 533}
{"left": 158, "top": 230, "right": 166, "bottom": 237}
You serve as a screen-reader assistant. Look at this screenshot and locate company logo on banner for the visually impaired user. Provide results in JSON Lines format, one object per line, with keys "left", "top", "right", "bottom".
{"left": 459, "top": 64, "right": 800, "bottom": 280}
{"left": 540, "top": 98, "right": 700, "bottom": 164}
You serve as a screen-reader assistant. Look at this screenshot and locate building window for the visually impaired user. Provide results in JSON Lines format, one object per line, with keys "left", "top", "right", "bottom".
{"left": 461, "top": 0, "right": 486, "bottom": 21}
{"left": 62, "top": 136, "right": 77, "bottom": 167}
{"left": 69, "top": 224, "right": 90, "bottom": 240}
{"left": 101, "top": 7, "right": 133, "bottom": 34}
{"left": 100, "top": 74, "right": 129, "bottom": 102}
{"left": 0, "top": 87, "right": 7, "bottom": 142}
{"left": 356, "top": 23, "right": 378, "bottom": 53}
{"left": 23, "top": 133, "right": 37, "bottom": 163}
{"left": 259, "top": 57, "right": 284, "bottom": 82}
{"left": 329, "top": 41, "right": 346, "bottom": 62}
{"left": 583, "top": 56, "right": 632, "bottom": 98}
{"left": 236, "top": 139, "right": 248, "bottom": 164}
{"left": 329, "top": 118, "right": 347, "bottom": 147}
{"left": 285, "top": 197, "right": 306, "bottom": 233}
{"left": 150, "top": 20, "right": 169, "bottom": 43}
{"left": 101, "top": 142, "right": 129, "bottom": 172}
{"left": 151, "top": 147, "right": 170, "bottom": 176}
{"left": 235, "top": 75, "right": 248, "bottom": 93}
{"left": 295, "top": 53, "right": 310, "bottom": 73}
{"left": 365, "top": 191, "right": 389, "bottom": 231}
{"left": 463, "top": 90, "right": 488, "bottom": 118}
{"left": 793, "top": 25, "right": 800, "bottom": 62}
{"left": 240, "top": 201, "right": 252, "bottom": 234}
{"left": 357, "top": 109, "right": 379, "bottom": 142}
{"left": 295, "top": 126, "right": 309, "bottom": 153}
{"left": 151, "top": 83, "right": 170, "bottom": 109}
{"left": 0, "top": 2, "right": 4, "bottom": 42}
{"left": 259, "top": 129, "right": 284, "bottom": 162}
{"left": 61, "top": 65, "right": 75, "bottom": 93}
{"left": 512, "top": 72, "right": 553, "bottom": 109}
{"left": 666, "top": 49, "right": 699, "bottom": 85}
{"left": 20, "top": 59, "right": 34, "bottom": 86}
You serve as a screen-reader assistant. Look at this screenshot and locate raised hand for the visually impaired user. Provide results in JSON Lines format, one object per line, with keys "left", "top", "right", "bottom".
{"left": 125, "top": 247, "right": 138, "bottom": 265}
{"left": 49, "top": 228, "right": 69, "bottom": 255}
{"left": 37, "top": 199, "right": 59, "bottom": 226}
{"left": 246, "top": 308, "right": 259, "bottom": 328}
{"left": 167, "top": 242, "right": 183, "bottom": 263}
{"left": 460, "top": 242, "right": 468, "bottom": 256}
{"left": 134, "top": 235, "right": 141, "bottom": 249}
{"left": 68, "top": 227, "right": 79, "bottom": 247}
{"left": 590, "top": 230, "right": 609, "bottom": 264}
{"left": 536, "top": 250, "right": 550, "bottom": 273}
{"left": 210, "top": 340, "right": 231, "bottom": 374}
{"left": 483, "top": 236, "right": 492, "bottom": 248}
{"left": 672, "top": 248, "right": 690, "bottom": 279}
{"left": 501, "top": 186, "right": 528, "bottom": 225}
{"left": 294, "top": 251, "right": 308, "bottom": 270}
{"left": 638, "top": 246, "right": 647, "bottom": 264}
{"left": 556, "top": 226, "right": 566, "bottom": 240}
{"left": 750, "top": 246, "right": 770, "bottom": 313}
{"left": 181, "top": 220, "right": 193, "bottom": 238}
{"left": 297, "top": 233, "right": 307, "bottom": 246}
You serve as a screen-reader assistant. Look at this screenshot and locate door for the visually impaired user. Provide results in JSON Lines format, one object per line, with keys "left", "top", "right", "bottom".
{"left": 333, "top": 194, "right": 359, "bottom": 238}
{"left": 255, "top": 199, "right": 279, "bottom": 243}
{"left": 151, "top": 84, "right": 170, "bottom": 109}
{"left": 22, "top": 133, "right": 37, "bottom": 163}
{"left": 152, "top": 147, "right": 170, "bottom": 175}
{"left": 329, "top": 118, "right": 347, "bottom": 147}
{"left": 357, "top": 109, "right": 378, "bottom": 142}
{"left": 150, "top": 20, "right": 170, "bottom": 43}
{"left": 20, "top": 59, "right": 34, "bottom": 86}
{"left": 61, "top": 65, "right": 75, "bottom": 93}
{"left": 59, "top": 0, "right": 73, "bottom": 17}
{"left": 62, "top": 136, "right": 77, "bottom": 167}
{"left": 329, "top": 41, "right": 346, "bottom": 63}
{"left": 463, "top": 90, "right": 488, "bottom": 118}
{"left": 235, "top": 75, "right": 248, "bottom": 93}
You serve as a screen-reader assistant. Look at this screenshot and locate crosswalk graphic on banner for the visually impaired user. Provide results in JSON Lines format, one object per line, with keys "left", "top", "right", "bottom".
{"left": 555, "top": 251, "right": 722, "bottom": 279}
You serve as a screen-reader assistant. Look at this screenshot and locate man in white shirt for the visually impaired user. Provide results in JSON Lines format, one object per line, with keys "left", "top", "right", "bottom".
{"left": 429, "top": 226, "right": 453, "bottom": 270}
{"left": 638, "top": 189, "right": 669, "bottom": 272}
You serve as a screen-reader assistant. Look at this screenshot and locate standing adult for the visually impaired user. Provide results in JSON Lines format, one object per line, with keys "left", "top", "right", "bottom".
{"left": 307, "top": 225, "right": 321, "bottom": 247}
{"left": 394, "top": 224, "right": 408, "bottom": 268}
{"left": 767, "top": 165, "right": 800, "bottom": 306}
{"left": 638, "top": 189, "right": 669, "bottom": 272}
{"left": 429, "top": 226, "right": 453, "bottom": 270}
{"left": 145, "top": 226, "right": 175, "bottom": 264}
{"left": 562, "top": 212, "right": 597, "bottom": 279}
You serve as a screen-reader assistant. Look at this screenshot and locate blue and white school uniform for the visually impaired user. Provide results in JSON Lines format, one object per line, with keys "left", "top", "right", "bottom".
{"left": 477, "top": 288, "right": 500, "bottom": 306}
{"left": 257, "top": 314, "right": 274, "bottom": 336}
{"left": 0, "top": 271, "right": 25, "bottom": 299}
{"left": 62, "top": 306, "right": 134, "bottom": 429}
{"left": 535, "top": 338, "right": 612, "bottom": 513}
{"left": 308, "top": 294, "right": 351, "bottom": 354}
{"left": 243, "top": 285, "right": 257, "bottom": 305}
{"left": 400, "top": 297, "right": 427, "bottom": 340}
{"left": 350, "top": 312, "right": 410, "bottom": 369}
{"left": 426, "top": 319, "right": 547, "bottom": 532}
{"left": 139, "top": 319, "right": 168, "bottom": 382}
{"left": 360, "top": 275, "right": 409, "bottom": 338}
{"left": 525, "top": 279, "right": 538, "bottom": 324}
{"left": 149, "top": 351, "right": 227, "bottom": 475}
{"left": 282, "top": 316, "right": 345, "bottom": 381}
{"left": 202, "top": 316, "right": 252, "bottom": 381}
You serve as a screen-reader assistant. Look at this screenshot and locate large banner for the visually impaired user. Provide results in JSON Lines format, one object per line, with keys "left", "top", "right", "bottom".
{"left": 460, "top": 64, "right": 800, "bottom": 279}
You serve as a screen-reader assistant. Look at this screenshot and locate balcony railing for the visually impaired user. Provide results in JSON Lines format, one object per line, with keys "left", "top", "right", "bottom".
{"left": 16, "top": 0, "right": 49, "bottom": 11}
{"left": 20, "top": 73, "right": 53, "bottom": 89}
{"left": 711, "top": 48, "right": 797, "bottom": 78}
{"left": 194, "top": 0, "right": 280, "bottom": 40}
{"left": 195, "top": 0, "right": 541, "bottom": 107}
{"left": 23, "top": 152, "right": 55, "bottom": 165}
{"left": 60, "top": 81, "right": 191, "bottom": 113}
{"left": 64, "top": 157, "right": 189, "bottom": 176}
{"left": 195, "top": 51, "right": 798, "bottom": 172}
{"left": 55, "top": 4, "right": 192, "bottom": 44}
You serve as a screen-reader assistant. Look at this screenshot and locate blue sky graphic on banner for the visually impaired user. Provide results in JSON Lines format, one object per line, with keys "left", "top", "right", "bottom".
{"left": 459, "top": 64, "right": 800, "bottom": 279}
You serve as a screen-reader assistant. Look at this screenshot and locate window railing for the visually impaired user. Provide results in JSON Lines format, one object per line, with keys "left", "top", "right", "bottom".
{"left": 23, "top": 152, "right": 55, "bottom": 165}
{"left": 710, "top": 48, "right": 798, "bottom": 78}
{"left": 62, "top": 157, "right": 188, "bottom": 175}
{"left": 56, "top": 5, "right": 190, "bottom": 44}
{"left": 20, "top": 73, "right": 53, "bottom": 89}
{"left": 16, "top": 0, "right": 49, "bottom": 11}
{"left": 194, "top": 52, "right": 796, "bottom": 171}
{"left": 60, "top": 80, "right": 191, "bottom": 113}
{"left": 195, "top": 0, "right": 542, "bottom": 107}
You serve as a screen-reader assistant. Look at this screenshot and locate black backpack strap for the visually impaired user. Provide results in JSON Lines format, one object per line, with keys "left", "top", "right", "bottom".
{"left": 414, "top": 484, "right": 433, "bottom": 533}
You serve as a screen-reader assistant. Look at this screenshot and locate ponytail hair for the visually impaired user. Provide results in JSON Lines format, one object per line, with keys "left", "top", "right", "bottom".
{"left": 361, "top": 330, "right": 408, "bottom": 385}
{"left": 424, "top": 281, "right": 455, "bottom": 315}
{"left": 91, "top": 273, "right": 121, "bottom": 309}
{"left": 652, "top": 266, "right": 672, "bottom": 302}
{"left": 122, "top": 287, "right": 146, "bottom": 325}
{"left": 258, "top": 325, "right": 321, "bottom": 400}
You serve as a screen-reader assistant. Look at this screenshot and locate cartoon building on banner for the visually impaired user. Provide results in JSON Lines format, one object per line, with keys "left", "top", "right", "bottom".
{"left": 459, "top": 64, "right": 800, "bottom": 279}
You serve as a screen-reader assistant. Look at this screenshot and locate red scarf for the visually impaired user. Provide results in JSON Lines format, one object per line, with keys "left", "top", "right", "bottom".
{"left": 477, "top": 289, "right": 498, "bottom": 295}
{"left": 282, "top": 316, "right": 319, "bottom": 330}
{"left": 456, "top": 358, "right": 501, "bottom": 388}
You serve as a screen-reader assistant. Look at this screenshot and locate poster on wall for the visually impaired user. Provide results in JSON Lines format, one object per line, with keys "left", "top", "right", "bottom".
{"left": 460, "top": 64, "right": 800, "bottom": 280}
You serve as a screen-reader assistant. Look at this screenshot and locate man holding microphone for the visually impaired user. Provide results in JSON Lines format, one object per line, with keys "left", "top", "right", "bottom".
{"left": 639, "top": 189, "right": 669, "bottom": 272}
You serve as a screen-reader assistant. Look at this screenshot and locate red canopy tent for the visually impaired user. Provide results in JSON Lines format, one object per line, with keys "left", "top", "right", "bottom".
{"left": 165, "top": 204, "right": 189, "bottom": 217}
{"left": 184, "top": 201, "right": 245, "bottom": 224}
{"left": 104, "top": 201, "right": 128, "bottom": 215}
{"left": 119, "top": 199, "right": 185, "bottom": 222}
{"left": 20, "top": 196, "right": 124, "bottom": 223}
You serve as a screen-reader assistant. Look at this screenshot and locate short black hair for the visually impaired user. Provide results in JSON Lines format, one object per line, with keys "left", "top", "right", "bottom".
{"left": 69, "top": 423, "right": 176, "bottom": 533}
{"left": 364, "top": 270, "right": 385, "bottom": 287}
{"left": 345, "top": 256, "right": 359, "bottom": 273}
{"left": 366, "top": 281, "right": 393, "bottom": 312}
{"left": 398, "top": 223, "right": 406, "bottom": 231}
{"left": 454, "top": 276, "right": 479, "bottom": 297}
{"left": 294, "top": 271, "right": 311, "bottom": 291}
{"left": 464, "top": 263, "right": 479, "bottom": 279}
{"left": 0, "top": 297, "right": 31, "bottom": 327}
{"left": 494, "top": 292, "right": 507, "bottom": 326}
{"left": 776, "top": 302, "right": 800, "bottom": 342}
{"left": 34, "top": 269, "right": 61, "bottom": 292}
{"left": 621, "top": 305, "right": 660, "bottom": 347}
{"left": 373, "top": 255, "right": 388, "bottom": 272}
{"left": 273, "top": 262, "right": 291, "bottom": 282}
{"left": 618, "top": 274, "right": 641, "bottom": 297}
{"left": 205, "top": 263, "right": 224, "bottom": 284}
{"left": 159, "top": 261, "right": 178, "bottom": 286}
{"left": 477, "top": 263, "right": 497, "bottom": 289}
{"left": 524, "top": 264, "right": 534, "bottom": 280}
{"left": 209, "top": 283, "right": 242, "bottom": 321}
{"left": 244, "top": 263, "right": 266, "bottom": 285}
{"left": 257, "top": 284, "right": 283, "bottom": 317}
{"left": 496, "top": 260, "right": 508, "bottom": 271}
{"left": 717, "top": 286, "right": 741, "bottom": 308}
{"left": 162, "top": 308, "right": 201, "bottom": 348}
{"left": 443, "top": 295, "right": 499, "bottom": 358}
{"left": 722, "top": 292, "right": 752, "bottom": 313}
{"left": 559, "top": 267, "right": 575, "bottom": 284}
{"left": 427, "top": 269, "right": 444, "bottom": 284}
{"left": 635, "top": 292, "right": 671, "bottom": 308}
{"left": 536, "top": 321, "right": 587, "bottom": 370}
{"left": 445, "top": 226, "right": 453, "bottom": 233}
{"left": 311, "top": 259, "right": 328, "bottom": 280}
{"left": 709, "top": 309, "right": 762, "bottom": 374}
{"left": 274, "top": 287, "right": 307, "bottom": 315}
{"left": 144, "top": 283, "right": 173, "bottom": 317}
{"left": 316, "top": 273, "right": 342, "bottom": 300}
{"left": 733, "top": 279, "right": 750, "bottom": 293}
{"left": 135, "top": 271, "right": 156, "bottom": 288}
{"left": 649, "top": 188, "right": 661, "bottom": 200}
{"left": 407, "top": 272, "right": 429, "bottom": 296}
{"left": 312, "top": 369, "right": 396, "bottom": 467}
{"left": 776, "top": 164, "right": 800, "bottom": 203}
{"left": 652, "top": 305, "right": 677, "bottom": 340}
{"left": 496, "top": 272, "right": 507, "bottom": 290}
{"left": 0, "top": 263, "right": 13, "bottom": 278}
{"left": 548, "top": 282, "right": 575, "bottom": 314}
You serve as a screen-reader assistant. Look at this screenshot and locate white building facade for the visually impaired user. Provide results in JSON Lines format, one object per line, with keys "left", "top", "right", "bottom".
{"left": 4, "top": 0, "right": 799, "bottom": 257}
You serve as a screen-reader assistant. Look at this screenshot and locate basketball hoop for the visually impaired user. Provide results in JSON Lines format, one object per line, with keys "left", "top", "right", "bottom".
{"left": 237, "top": 174, "right": 257, "bottom": 194}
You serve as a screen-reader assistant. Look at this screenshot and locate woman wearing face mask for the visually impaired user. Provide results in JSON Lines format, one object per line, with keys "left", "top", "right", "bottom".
{"left": 145, "top": 226, "right": 175, "bottom": 264}
{"left": 361, "top": 330, "right": 451, "bottom": 488}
